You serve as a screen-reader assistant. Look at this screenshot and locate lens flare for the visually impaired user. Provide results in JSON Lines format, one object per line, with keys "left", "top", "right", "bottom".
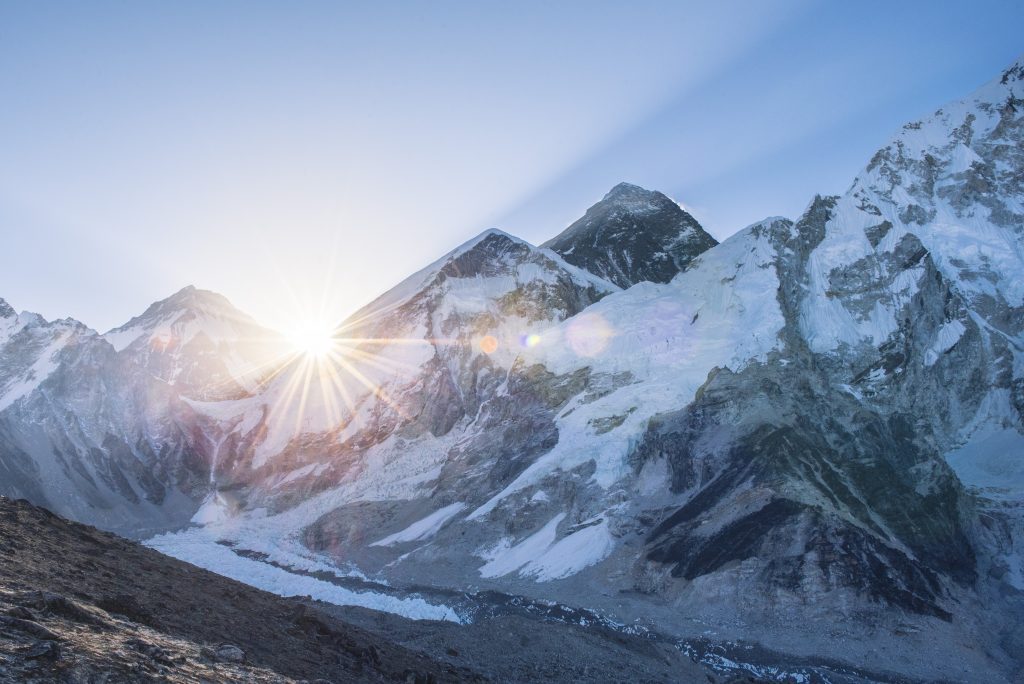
{"left": 480, "top": 335, "right": 499, "bottom": 354}
{"left": 520, "top": 332, "right": 541, "bottom": 348}
{"left": 565, "top": 312, "right": 614, "bottom": 357}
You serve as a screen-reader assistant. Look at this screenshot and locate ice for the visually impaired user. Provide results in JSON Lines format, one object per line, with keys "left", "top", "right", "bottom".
{"left": 147, "top": 527, "right": 464, "bottom": 622}
{"left": 946, "top": 426, "right": 1024, "bottom": 500}
{"left": 190, "top": 493, "right": 233, "bottom": 525}
{"left": 0, "top": 329, "right": 70, "bottom": 412}
{"left": 471, "top": 219, "right": 786, "bottom": 518}
{"left": 370, "top": 502, "right": 466, "bottom": 546}
{"left": 479, "top": 513, "right": 565, "bottom": 578}
{"left": 519, "top": 519, "right": 615, "bottom": 581}
{"left": 924, "top": 319, "right": 967, "bottom": 366}
{"left": 478, "top": 514, "right": 614, "bottom": 581}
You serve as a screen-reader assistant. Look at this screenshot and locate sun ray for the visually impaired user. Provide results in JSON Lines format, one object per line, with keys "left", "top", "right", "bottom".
{"left": 337, "top": 344, "right": 422, "bottom": 375}
{"left": 292, "top": 355, "right": 318, "bottom": 435}
{"left": 320, "top": 354, "right": 358, "bottom": 417}
{"left": 332, "top": 352, "right": 409, "bottom": 420}
{"left": 270, "top": 354, "right": 315, "bottom": 431}
{"left": 316, "top": 357, "right": 345, "bottom": 429}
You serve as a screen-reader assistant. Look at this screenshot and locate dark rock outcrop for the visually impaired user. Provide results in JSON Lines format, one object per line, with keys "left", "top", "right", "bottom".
{"left": 543, "top": 182, "right": 717, "bottom": 288}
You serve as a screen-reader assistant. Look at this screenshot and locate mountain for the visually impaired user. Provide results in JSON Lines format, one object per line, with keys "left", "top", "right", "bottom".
{"left": 104, "top": 285, "right": 288, "bottom": 401}
{"left": 180, "top": 228, "right": 619, "bottom": 509}
{"left": 0, "top": 287, "right": 286, "bottom": 535}
{"left": 542, "top": 182, "right": 717, "bottom": 288}
{"left": 3, "top": 56, "right": 1024, "bottom": 681}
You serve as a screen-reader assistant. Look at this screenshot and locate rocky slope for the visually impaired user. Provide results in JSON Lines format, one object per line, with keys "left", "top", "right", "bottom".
{"left": 0, "top": 495, "right": 478, "bottom": 683}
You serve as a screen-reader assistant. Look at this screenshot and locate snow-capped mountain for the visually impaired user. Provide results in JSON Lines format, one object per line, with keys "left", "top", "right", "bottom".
{"left": 180, "top": 228, "right": 619, "bottom": 509}
{"left": 2, "top": 55, "right": 1024, "bottom": 681}
{"left": 0, "top": 287, "right": 286, "bottom": 534}
{"left": 542, "top": 182, "right": 717, "bottom": 288}
{"left": 104, "top": 285, "right": 288, "bottom": 400}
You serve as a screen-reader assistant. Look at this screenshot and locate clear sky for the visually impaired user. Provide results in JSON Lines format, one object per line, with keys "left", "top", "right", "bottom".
{"left": 2, "top": 1, "right": 1022, "bottom": 334}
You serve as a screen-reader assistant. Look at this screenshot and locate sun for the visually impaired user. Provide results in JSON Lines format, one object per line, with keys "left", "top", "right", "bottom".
{"left": 287, "top": 323, "right": 337, "bottom": 359}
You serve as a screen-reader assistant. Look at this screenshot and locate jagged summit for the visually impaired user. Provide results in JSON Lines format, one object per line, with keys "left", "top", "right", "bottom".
{"left": 0, "top": 298, "right": 14, "bottom": 319}
{"left": 542, "top": 182, "right": 717, "bottom": 288}
{"left": 99, "top": 284, "right": 285, "bottom": 401}
{"left": 104, "top": 284, "right": 273, "bottom": 353}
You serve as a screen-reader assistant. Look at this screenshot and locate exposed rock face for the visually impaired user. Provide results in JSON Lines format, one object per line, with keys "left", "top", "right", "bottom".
{"left": 542, "top": 182, "right": 717, "bottom": 288}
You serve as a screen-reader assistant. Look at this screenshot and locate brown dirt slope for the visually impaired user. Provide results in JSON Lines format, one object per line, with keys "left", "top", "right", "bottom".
{"left": 0, "top": 496, "right": 482, "bottom": 683}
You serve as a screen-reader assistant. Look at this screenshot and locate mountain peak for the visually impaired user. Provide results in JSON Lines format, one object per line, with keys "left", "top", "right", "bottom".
{"left": 598, "top": 182, "right": 672, "bottom": 214}
{"left": 458, "top": 227, "right": 529, "bottom": 253}
{"left": 1000, "top": 53, "right": 1024, "bottom": 85}
{"left": 105, "top": 285, "right": 264, "bottom": 349}
{"left": 0, "top": 298, "right": 15, "bottom": 319}
{"left": 159, "top": 285, "right": 234, "bottom": 310}
{"left": 542, "top": 183, "right": 717, "bottom": 288}
{"left": 604, "top": 181, "right": 652, "bottom": 198}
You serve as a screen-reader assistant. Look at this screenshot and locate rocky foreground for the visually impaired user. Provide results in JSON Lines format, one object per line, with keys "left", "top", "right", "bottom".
{"left": 0, "top": 496, "right": 482, "bottom": 683}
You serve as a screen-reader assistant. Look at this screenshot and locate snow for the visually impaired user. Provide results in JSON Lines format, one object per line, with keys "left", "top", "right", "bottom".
{"left": 479, "top": 513, "right": 565, "bottom": 578}
{"left": 478, "top": 514, "right": 615, "bottom": 581}
{"left": 946, "top": 390, "right": 1024, "bottom": 503}
{"left": 924, "top": 319, "right": 967, "bottom": 366}
{"left": 273, "top": 462, "right": 328, "bottom": 489}
{"left": 147, "top": 526, "right": 464, "bottom": 622}
{"left": 519, "top": 519, "right": 615, "bottom": 581}
{"left": 240, "top": 227, "right": 618, "bottom": 474}
{"left": 370, "top": 502, "right": 466, "bottom": 546}
{"left": 0, "top": 310, "right": 32, "bottom": 347}
{"left": 799, "top": 199, "right": 926, "bottom": 353}
{"left": 0, "top": 329, "right": 70, "bottom": 411}
{"left": 346, "top": 228, "right": 616, "bottom": 329}
{"left": 946, "top": 426, "right": 1024, "bottom": 500}
{"left": 471, "top": 220, "right": 786, "bottom": 518}
{"left": 798, "top": 58, "right": 1024, "bottom": 354}
{"left": 184, "top": 397, "right": 264, "bottom": 436}
{"left": 103, "top": 293, "right": 287, "bottom": 393}
{"left": 190, "top": 492, "right": 234, "bottom": 525}
{"left": 103, "top": 323, "right": 151, "bottom": 352}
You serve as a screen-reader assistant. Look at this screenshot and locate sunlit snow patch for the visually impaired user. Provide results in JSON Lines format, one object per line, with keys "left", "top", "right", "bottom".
{"left": 478, "top": 513, "right": 615, "bottom": 581}
{"left": 370, "top": 502, "right": 466, "bottom": 546}
{"left": 147, "top": 526, "right": 464, "bottom": 623}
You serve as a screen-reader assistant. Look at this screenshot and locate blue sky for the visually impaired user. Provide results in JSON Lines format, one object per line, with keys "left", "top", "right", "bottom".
{"left": 1, "top": 1, "right": 1022, "bottom": 333}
